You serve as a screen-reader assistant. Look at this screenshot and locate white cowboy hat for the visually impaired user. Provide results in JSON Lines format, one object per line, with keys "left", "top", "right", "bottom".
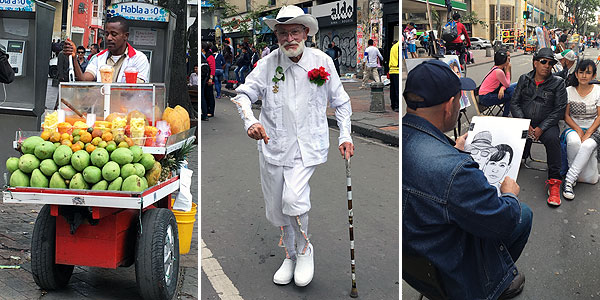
{"left": 264, "top": 5, "right": 319, "bottom": 36}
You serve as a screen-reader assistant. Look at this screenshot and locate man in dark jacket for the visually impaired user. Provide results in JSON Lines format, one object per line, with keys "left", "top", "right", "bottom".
{"left": 511, "top": 47, "right": 567, "bottom": 206}
{"left": 403, "top": 60, "right": 531, "bottom": 300}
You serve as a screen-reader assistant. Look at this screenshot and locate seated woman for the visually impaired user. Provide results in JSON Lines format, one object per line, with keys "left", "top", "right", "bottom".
{"left": 563, "top": 59, "right": 600, "bottom": 200}
{"left": 478, "top": 49, "right": 516, "bottom": 117}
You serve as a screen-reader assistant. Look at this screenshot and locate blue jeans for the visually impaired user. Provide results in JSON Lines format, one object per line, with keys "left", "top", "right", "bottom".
{"left": 235, "top": 65, "right": 248, "bottom": 84}
{"left": 402, "top": 47, "right": 408, "bottom": 59}
{"left": 501, "top": 202, "right": 533, "bottom": 262}
{"left": 223, "top": 63, "right": 231, "bottom": 81}
{"left": 479, "top": 82, "right": 517, "bottom": 117}
{"left": 214, "top": 69, "right": 223, "bottom": 97}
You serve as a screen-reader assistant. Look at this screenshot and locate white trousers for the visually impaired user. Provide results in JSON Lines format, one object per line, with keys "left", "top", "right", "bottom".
{"left": 565, "top": 131, "right": 599, "bottom": 184}
{"left": 259, "top": 151, "right": 316, "bottom": 227}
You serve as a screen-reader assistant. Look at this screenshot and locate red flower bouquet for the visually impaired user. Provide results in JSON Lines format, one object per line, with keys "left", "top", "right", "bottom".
{"left": 308, "top": 67, "right": 330, "bottom": 87}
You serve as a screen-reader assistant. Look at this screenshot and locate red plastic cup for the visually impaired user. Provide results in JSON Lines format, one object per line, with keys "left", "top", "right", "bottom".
{"left": 124, "top": 66, "right": 138, "bottom": 83}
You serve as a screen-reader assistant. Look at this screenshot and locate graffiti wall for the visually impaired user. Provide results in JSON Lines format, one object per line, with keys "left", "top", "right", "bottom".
{"left": 319, "top": 25, "right": 357, "bottom": 74}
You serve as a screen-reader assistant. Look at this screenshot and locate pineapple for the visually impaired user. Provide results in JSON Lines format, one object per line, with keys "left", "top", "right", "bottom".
{"left": 159, "top": 140, "right": 195, "bottom": 182}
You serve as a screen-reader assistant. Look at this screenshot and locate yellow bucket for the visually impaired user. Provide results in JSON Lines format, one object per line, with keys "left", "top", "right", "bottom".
{"left": 171, "top": 202, "right": 197, "bottom": 254}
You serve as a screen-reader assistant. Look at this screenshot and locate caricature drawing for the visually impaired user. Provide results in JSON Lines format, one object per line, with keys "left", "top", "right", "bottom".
{"left": 464, "top": 131, "right": 496, "bottom": 170}
{"left": 465, "top": 116, "right": 530, "bottom": 194}
{"left": 483, "top": 144, "right": 514, "bottom": 188}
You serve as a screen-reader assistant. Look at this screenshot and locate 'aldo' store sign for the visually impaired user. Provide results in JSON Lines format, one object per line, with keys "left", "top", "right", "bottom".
{"left": 312, "top": 0, "right": 357, "bottom": 27}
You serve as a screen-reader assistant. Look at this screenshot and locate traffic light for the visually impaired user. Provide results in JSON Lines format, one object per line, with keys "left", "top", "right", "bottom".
{"left": 523, "top": 11, "right": 530, "bottom": 19}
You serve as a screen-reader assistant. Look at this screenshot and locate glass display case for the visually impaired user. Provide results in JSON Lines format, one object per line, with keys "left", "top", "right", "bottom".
{"left": 58, "top": 83, "right": 166, "bottom": 126}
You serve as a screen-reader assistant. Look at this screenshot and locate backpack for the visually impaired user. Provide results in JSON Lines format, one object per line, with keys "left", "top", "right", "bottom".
{"left": 442, "top": 21, "right": 459, "bottom": 43}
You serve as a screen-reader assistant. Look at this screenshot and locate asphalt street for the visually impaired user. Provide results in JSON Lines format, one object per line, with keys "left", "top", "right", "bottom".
{"left": 403, "top": 47, "right": 600, "bottom": 299}
{"left": 201, "top": 97, "right": 399, "bottom": 299}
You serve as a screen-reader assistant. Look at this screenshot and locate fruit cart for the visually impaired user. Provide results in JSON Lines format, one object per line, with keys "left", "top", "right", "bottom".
{"left": 1, "top": 82, "right": 196, "bottom": 300}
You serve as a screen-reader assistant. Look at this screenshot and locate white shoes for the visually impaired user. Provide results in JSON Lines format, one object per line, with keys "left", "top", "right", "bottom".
{"left": 294, "top": 243, "right": 314, "bottom": 287}
{"left": 273, "top": 258, "right": 295, "bottom": 285}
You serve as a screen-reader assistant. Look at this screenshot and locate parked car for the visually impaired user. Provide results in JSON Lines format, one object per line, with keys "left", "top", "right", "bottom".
{"left": 470, "top": 37, "right": 492, "bottom": 49}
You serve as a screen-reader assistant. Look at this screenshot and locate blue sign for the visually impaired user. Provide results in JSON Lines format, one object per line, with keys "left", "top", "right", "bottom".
{"left": 107, "top": 3, "right": 169, "bottom": 22}
{"left": 200, "top": 1, "right": 213, "bottom": 8}
{"left": 0, "top": 0, "right": 34, "bottom": 12}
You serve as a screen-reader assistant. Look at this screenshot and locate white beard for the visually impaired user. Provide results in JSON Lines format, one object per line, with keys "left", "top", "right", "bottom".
{"left": 280, "top": 39, "right": 306, "bottom": 58}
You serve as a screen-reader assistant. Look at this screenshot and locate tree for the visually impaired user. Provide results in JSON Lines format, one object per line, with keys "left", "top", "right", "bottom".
{"left": 210, "top": 0, "right": 278, "bottom": 46}
{"left": 562, "top": 0, "right": 600, "bottom": 33}
{"left": 158, "top": 0, "right": 190, "bottom": 112}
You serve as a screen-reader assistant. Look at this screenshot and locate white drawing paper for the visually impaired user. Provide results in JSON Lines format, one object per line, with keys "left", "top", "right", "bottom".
{"left": 465, "top": 116, "right": 531, "bottom": 194}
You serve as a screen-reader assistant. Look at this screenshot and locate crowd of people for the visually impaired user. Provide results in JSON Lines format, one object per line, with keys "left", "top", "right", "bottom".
{"left": 402, "top": 40, "right": 600, "bottom": 298}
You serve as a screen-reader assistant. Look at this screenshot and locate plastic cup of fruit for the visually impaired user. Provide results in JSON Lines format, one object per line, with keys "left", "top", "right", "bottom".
{"left": 99, "top": 65, "right": 114, "bottom": 83}
{"left": 124, "top": 66, "right": 138, "bottom": 84}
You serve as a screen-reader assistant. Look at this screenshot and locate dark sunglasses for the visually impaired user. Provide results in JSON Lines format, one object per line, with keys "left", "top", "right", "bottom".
{"left": 538, "top": 59, "right": 557, "bottom": 66}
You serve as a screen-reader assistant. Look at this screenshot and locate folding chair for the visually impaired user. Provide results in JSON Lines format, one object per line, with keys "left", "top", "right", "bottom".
{"left": 522, "top": 138, "right": 547, "bottom": 171}
{"left": 403, "top": 254, "right": 448, "bottom": 300}
{"left": 473, "top": 91, "right": 505, "bottom": 116}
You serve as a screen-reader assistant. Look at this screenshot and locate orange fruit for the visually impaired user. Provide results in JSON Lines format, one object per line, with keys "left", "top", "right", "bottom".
{"left": 71, "top": 143, "right": 82, "bottom": 152}
{"left": 92, "top": 129, "right": 103, "bottom": 138}
{"left": 101, "top": 131, "right": 113, "bottom": 141}
{"left": 40, "top": 131, "right": 51, "bottom": 141}
{"left": 50, "top": 132, "right": 61, "bottom": 143}
{"left": 85, "top": 144, "right": 96, "bottom": 153}
{"left": 125, "top": 137, "right": 134, "bottom": 147}
{"left": 60, "top": 133, "right": 70, "bottom": 141}
{"left": 61, "top": 139, "right": 72, "bottom": 147}
{"left": 80, "top": 132, "right": 92, "bottom": 143}
{"left": 76, "top": 141, "right": 85, "bottom": 148}
{"left": 91, "top": 136, "right": 102, "bottom": 146}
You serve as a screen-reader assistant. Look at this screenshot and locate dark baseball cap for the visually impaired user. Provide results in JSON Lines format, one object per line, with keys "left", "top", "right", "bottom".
{"left": 533, "top": 47, "right": 556, "bottom": 61}
{"left": 403, "top": 60, "right": 476, "bottom": 109}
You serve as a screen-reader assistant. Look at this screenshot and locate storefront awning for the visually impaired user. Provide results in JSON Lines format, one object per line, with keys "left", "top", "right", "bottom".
{"left": 403, "top": 0, "right": 467, "bottom": 13}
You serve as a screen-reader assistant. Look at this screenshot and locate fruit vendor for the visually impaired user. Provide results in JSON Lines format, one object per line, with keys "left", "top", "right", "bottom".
{"left": 231, "top": 5, "right": 354, "bottom": 288}
{"left": 62, "top": 16, "right": 150, "bottom": 83}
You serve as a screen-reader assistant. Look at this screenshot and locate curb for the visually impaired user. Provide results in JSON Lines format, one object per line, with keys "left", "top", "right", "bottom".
{"left": 221, "top": 89, "right": 399, "bottom": 146}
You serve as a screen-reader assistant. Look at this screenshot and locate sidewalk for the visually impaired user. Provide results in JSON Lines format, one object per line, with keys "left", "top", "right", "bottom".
{"left": 402, "top": 48, "right": 527, "bottom": 80}
{"left": 221, "top": 79, "right": 399, "bottom": 146}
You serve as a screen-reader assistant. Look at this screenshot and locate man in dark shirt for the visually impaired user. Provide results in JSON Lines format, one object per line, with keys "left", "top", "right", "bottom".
{"left": 331, "top": 41, "right": 342, "bottom": 76}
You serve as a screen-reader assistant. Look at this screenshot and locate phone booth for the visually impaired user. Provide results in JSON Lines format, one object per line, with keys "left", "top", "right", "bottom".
{"left": 106, "top": 2, "right": 176, "bottom": 92}
{"left": 0, "top": 1, "right": 54, "bottom": 176}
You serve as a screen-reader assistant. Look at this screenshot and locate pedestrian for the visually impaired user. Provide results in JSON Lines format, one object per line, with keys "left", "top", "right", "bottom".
{"left": 553, "top": 49, "right": 577, "bottom": 87}
{"left": 422, "top": 31, "right": 429, "bottom": 52}
{"left": 223, "top": 44, "right": 233, "bottom": 82}
{"left": 562, "top": 59, "right": 600, "bottom": 199}
{"left": 212, "top": 45, "right": 225, "bottom": 98}
{"left": 250, "top": 45, "right": 260, "bottom": 68}
{"left": 63, "top": 16, "right": 149, "bottom": 83}
{"left": 202, "top": 42, "right": 216, "bottom": 118}
{"left": 403, "top": 59, "right": 532, "bottom": 300}
{"left": 325, "top": 43, "right": 336, "bottom": 61}
{"left": 88, "top": 43, "right": 99, "bottom": 61}
{"left": 331, "top": 41, "right": 342, "bottom": 76}
{"left": 511, "top": 47, "right": 567, "bottom": 206}
{"left": 361, "top": 39, "right": 383, "bottom": 89}
{"left": 0, "top": 44, "right": 15, "bottom": 84}
{"left": 76, "top": 46, "right": 88, "bottom": 72}
{"left": 188, "top": 64, "right": 198, "bottom": 87}
{"left": 200, "top": 54, "right": 210, "bottom": 121}
{"left": 231, "top": 5, "right": 354, "bottom": 288}
{"left": 234, "top": 46, "right": 250, "bottom": 84}
{"left": 389, "top": 40, "right": 399, "bottom": 112}
{"left": 445, "top": 13, "right": 471, "bottom": 67}
{"left": 478, "top": 49, "right": 516, "bottom": 117}
{"left": 406, "top": 23, "right": 417, "bottom": 58}
{"left": 261, "top": 43, "right": 271, "bottom": 58}
{"left": 402, "top": 30, "right": 408, "bottom": 60}
{"left": 224, "top": 39, "right": 234, "bottom": 57}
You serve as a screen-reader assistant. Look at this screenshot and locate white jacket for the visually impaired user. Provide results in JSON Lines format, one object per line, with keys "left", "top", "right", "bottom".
{"left": 232, "top": 47, "right": 352, "bottom": 167}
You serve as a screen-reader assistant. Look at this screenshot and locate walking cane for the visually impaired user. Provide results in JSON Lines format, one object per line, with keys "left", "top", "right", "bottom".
{"left": 345, "top": 153, "right": 358, "bottom": 298}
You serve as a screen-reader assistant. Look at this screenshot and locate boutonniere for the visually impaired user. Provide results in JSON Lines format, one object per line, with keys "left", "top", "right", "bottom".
{"left": 271, "top": 66, "right": 285, "bottom": 93}
{"left": 308, "top": 67, "right": 330, "bottom": 87}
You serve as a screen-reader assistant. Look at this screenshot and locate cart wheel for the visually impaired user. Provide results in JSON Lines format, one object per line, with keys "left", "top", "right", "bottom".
{"left": 31, "top": 205, "right": 74, "bottom": 290}
{"left": 135, "top": 208, "right": 180, "bottom": 300}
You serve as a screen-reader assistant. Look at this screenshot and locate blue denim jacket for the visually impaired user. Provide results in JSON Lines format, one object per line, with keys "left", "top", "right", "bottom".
{"left": 403, "top": 114, "right": 522, "bottom": 300}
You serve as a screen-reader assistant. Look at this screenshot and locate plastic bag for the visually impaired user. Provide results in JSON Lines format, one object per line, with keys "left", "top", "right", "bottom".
{"left": 173, "top": 167, "right": 193, "bottom": 212}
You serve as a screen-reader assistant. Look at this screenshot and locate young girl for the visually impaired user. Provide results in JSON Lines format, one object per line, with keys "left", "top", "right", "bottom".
{"left": 562, "top": 59, "right": 600, "bottom": 199}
